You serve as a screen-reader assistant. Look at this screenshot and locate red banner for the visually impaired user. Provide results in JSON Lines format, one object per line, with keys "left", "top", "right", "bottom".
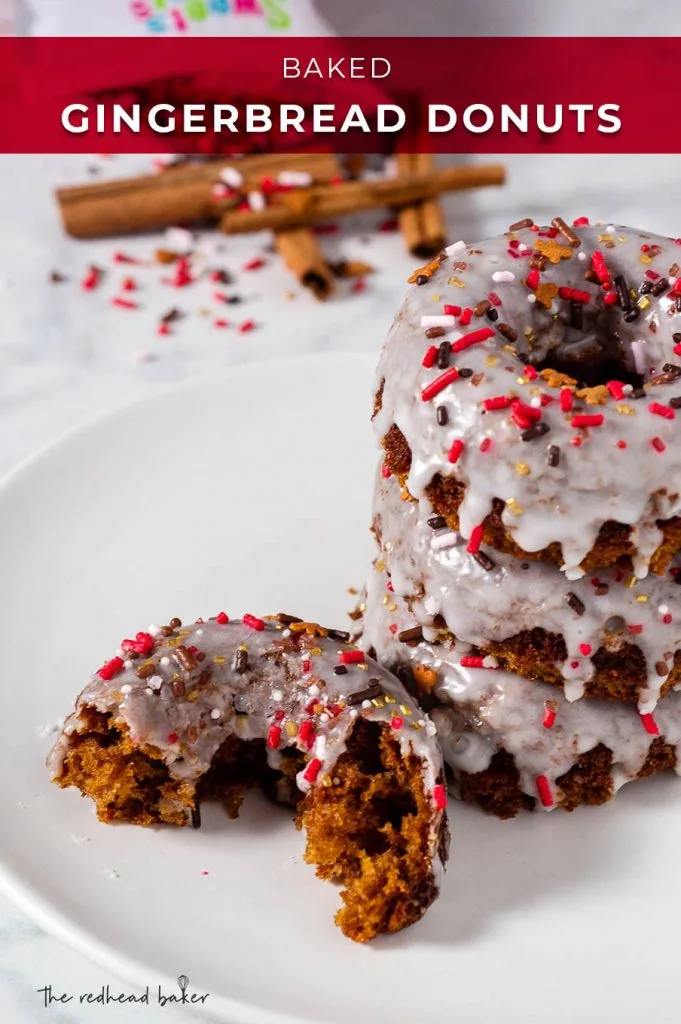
{"left": 0, "top": 36, "right": 678, "bottom": 153}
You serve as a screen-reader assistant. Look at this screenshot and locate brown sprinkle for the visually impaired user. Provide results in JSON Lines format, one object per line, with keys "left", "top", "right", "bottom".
{"left": 232, "top": 647, "right": 249, "bottom": 674}
{"left": 473, "top": 551, "right": 495, "bottom": 572}
{"left": 564, "top": 592, "right": 585, "bottom": 616}
{"left": 136, "top": 662, "right": 155, "bottom": 679}
{"left": 175, "top": 645, "right": 197, "bottom": 672}
{"left": 497, "top": 323, "right": 518, "bottom": 343}
{"left": 547, "top": 445, "right": 561, "bottom": 467}
{"left": 397, "top": 626, "right": 424, "bottom": 644}
{"left": 425, "top": 325, "right": 446, "bottom": 339}
{"left": 551, "top": 216, "right": 580, "bottom": 248}
{"left": 346, "top": 680, "right": 384, "bottom": 706}
{"left": 509, "top": 217, "right": 534, "bottom": 231}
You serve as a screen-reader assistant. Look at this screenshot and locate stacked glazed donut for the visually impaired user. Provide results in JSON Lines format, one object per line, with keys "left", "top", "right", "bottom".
{"left": 362, "top": 218, "right": 681, "bottom": 817}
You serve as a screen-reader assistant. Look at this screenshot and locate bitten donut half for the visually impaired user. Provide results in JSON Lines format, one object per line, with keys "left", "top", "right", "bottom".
{"left": 48, "top": 613, "right": 449, "bottom": 943}
{"left": 374, "top": 221, "right": 681, "bottom": 579}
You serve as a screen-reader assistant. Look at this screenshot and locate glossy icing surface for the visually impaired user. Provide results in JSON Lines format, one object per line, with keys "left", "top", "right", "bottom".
{"left": 373, "top": 473, "right": 681, "bottom": 710}
{"left": 48, "top": 615, "right": 445, "bottom": 853}
{"left": 373, "top": 223, "right": 681, "bottom": 576}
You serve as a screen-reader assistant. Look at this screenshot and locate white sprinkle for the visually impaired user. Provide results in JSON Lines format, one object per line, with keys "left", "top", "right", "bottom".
{"left": 210, "top": 708, "right": 222, "bottom": 720}
{"left": 577, "top": 251, "right": 587, "bottom": 261}
{"left": 530, "top": 396, "right": 542, "bottom": 408}
{"left": 282, "top": 629, "right": 291, "bottom": 638}
{"left": 361, "top": 700, "right": 372, "bottom": 710}
{"left": 482, "top": 655, "right": 499, "bottom": 668}
{"left": 123, "top": 660, "right": 134, "bottom": 670}
{"left": 623, "top": 384, "right": 633, "bottom": 394}
{"left": 308, "top": 684, "right": 321, "bottom": 697}
{"left": 149, "top": 675, "right": 164, "bottom": 690}
{"left": 659, "top": 604, "right": 669, "bottom": 615}
{"left": 247, "top": 190, "right": 266, "bottom": 212}
{"left": 319, "top": 714, "right": 329, "bottom": 725}
{"left": 607, "top": 224, "right": 616, "bottom": 232}
{"left": 431, "top": 531, "right": 459, "bottom": 551}
{"left": 349, "top": 708, "right": 359, "bottom": 719}
{"left": 212, "top": 182, "right": 230, "bottom": 199}
{"left": 315, "top": 735, "right": 327, "bottom": 758}
{"left": 277, "top": 170, "right": 313, "bottom": 187}
{"left": 160, "top": 656, "right": 170, "bottom": 666}
{"left": 445, "top": 240, "right": 466, "bottom": 257}
{"left": 148, "top": 624, "right": 161, "bottom": 636}
{"left": 517, "top": 242, "right": 528, "bottom": 253}
{"left": 120, "top": 684, "right": 132, "bottom": 695}
{"left": 220, "top": 167, "right": 243, "bottom": 188}
{"left": 271, "top": 688, "right": 284, "bottom": 702}
{"left": 631, "top": 339, "right": 647, "bottom": 376}
{"left": 424, "top": 595, "right": 439, "bottom": 616}
{"left": 527, "top": 294, "right": 537, "bottom": 304}
{"left": 164, "top": 226, "right": 193, "bottom": 253}
{"left": 425, "top": 720, "right": 437, "bottom": 737}
{"left": 492, "top": 270, "right": 515, "bottom": 283}
{"left": 421, "top": 314, "right": 455, "bottom": 328}
{"left": 145, "top": 687, "right": 153, "bottom": 696}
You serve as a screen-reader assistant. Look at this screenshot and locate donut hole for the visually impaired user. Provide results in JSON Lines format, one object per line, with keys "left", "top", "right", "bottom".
{"left": 526, "top": 305, "right": 645, "bottom": 389}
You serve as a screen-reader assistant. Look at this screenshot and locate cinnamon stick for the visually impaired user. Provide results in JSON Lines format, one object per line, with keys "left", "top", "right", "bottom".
{"left": 275, "top": 228, "right": 334, "bottom": 300}
{"left": 395, "top": 154, "right": 447, "bottom": 257}
{"left": 56, "top": 153, "right": 341, "bottom": 239}
{"left": 219, "top": 164, "right": 505, "bottom": 236}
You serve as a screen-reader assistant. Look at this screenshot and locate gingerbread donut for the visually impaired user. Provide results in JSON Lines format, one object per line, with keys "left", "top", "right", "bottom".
{"left": 373, "top": 471, "right": 681, "bottom": 710}
{"left": 48, "top": 613, "right": 449, "bottom": 943}
{"left": 374, "top": 219, "right": 681, "bottom": 578}
{"left": 359, "top": 562, "right": 681, "bottom": 818}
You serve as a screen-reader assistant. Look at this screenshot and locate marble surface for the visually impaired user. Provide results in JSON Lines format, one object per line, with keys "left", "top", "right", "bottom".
{"left": 3, "top": 151, "right": 681, "bottom": 1021}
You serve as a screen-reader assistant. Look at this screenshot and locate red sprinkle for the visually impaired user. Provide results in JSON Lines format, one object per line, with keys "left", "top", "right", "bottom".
{"left": 339, "top": 650, "right": 366, "bottom": 665}
{"left": 433, "top": 784, "right": 447, "bottom": 810}
{"left": 640, "top": 713, "right": 659, "bottom": 736}
{"left": 511, "top": 400, "right": 541, "bottom": 421}
{"left": 573, "top": 216, "right": 589, "bottom": 226}
{"left": 536, "top": 775, "right": 553, "bottom": 807}
{"left": 167, "top": 732, "right": 179, "bottom": 744}
{"left": 542, "top": 705, "right": 556, "bottom": 729}
{"left": 216, "top": 612, "right": 229, "bottom": 624}
{"left": 157, "top": 322, "right": 171, "bottom": 336}
{"left": 479, "top": 438, "right": 492, "bottom": 453}
{"left": 97, "top": 656, "right": 124, "bottom": 681}
{"left": 443, "top": 304, "right": 461, "bottom": 316}
{"left": 113, "top": 252, "right": 138, "bottom": 264}
{"left": 450, "top": 327, "right": 496, "bottom": 353}
{"left": 214, "top": 319, "right": 229, "bottom": 329}
{"left": 386, "top": 580, "right": 394, "bottom": 592}
{"left": 267, "top": 724, "right": 282, "bottom": 749}
{"left": 238, "top": 320, "right": 256, "bottom": 334}
{"left": 526, "top": 268, "right": 540, "bottom": 289}
{"left": 523, "top": 365, "right": 538, "bottom": 380}
{"left": 391, "top": 716, "right": 404, "bottom": 730}
{"left": 448, "top": 439, "right": 464, "bottom": 464}
{"left": 606, "top": 380, "right": 626, "bottom": 400}
{"left": 111, "top": 297, "right": 138, "bottom": 309}
{"left": 122, "top": 276, "right": 136, "bottom": 292}
{"left": 578, "top": 643, "right": 592, "bottom": 656}
{"left": 388, "top": 623, "right": 398, "bottom": 634}
{"left": 460, "top": 656, "right": 485, "bottom": 668}
{"left": 571, "top": 414, "right": 604, "bottom": 428}
{"left": 616, "top": 440, "right": 627, "bottom": 449}
{"left": 603, "top": 291, "right": 618, "bottom": 305}
{"left": 422, "top": 345, "right": 438, "bottom": 368}
{"left": 352, "top": 278, "right": 367, "bottom": 294}
{"left": 652, "top": 436, "right": 667, "bottom": 453}
{"left": 591, "top": 251, "right": 610, "bottom": 285}
{"left": 81, "top": 266, "right": 102, "bottom": 291}
{"left": 243, "top": 614, "right": 265, "bottom": 631}
{"left": 483, "top": 395, "right": 513, "bottom": 411}
{"left": 487, "top": 292, "right": 502, "bottom": 306}
{"left": 628, "top": 623, "right": 643, "bottom": 635}
{"left": 558, "top": 286, "right": 590, "bottom": 303}
{"left": 467, "top": 524, "right": 484, "bottom": 555}
{"left": 664, "top": 613, "right": 673, "bottom": 624}
{"left": 243, "top": 257, "right": 265, "bottom": 271}
{"left": 560, "top": 388, "right": 573, "bottom": 413}
{"left": 381, "top": 462, "right": 391, "bottom": 479}
{"left": 298, "top": 720, "right": 315, "bottom": 749}
{"left": 303, "top": 758, "right": 322, "bottom": 783}
{"left": 421, "top": 367, "right": 459, "bottom": 402}
{"left": 649, "top": 402, "right": 675, "bottom": 420}
{"left": 458, "top": 307, "right": 473, "bottom": 326}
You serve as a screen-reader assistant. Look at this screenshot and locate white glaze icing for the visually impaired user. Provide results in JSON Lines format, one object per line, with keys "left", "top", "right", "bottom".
{"left": 360, "top": 563, "right": 681, "bottom": 810}
{"left": 373, "top": 472, "right": 681, "bottom": 711}
{"left": 373, "top": 222, "right": 681, "bottom": 576}
{"left": 48, "top": 615, "right": 445, "bottom": 862}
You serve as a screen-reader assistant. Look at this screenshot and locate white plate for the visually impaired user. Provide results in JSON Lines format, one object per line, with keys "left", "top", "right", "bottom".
{"left": 1, "top": 352, "right": 680, "bottom": 1024}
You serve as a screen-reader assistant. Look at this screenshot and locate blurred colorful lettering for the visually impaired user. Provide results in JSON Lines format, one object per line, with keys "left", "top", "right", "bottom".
{"left": 130, "top": 0, "right": 290, "bottom": 31}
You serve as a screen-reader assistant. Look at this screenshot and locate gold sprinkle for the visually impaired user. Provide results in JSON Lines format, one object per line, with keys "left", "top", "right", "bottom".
{"left": 309, "top": 646, "right": 322, "bottom": 657}
{"left": 638, "top": 296, "right": 651, "bottom": 310}
{"left": 639, "top": 254, "right": 653, "bottom": 265}
{"left": 285, "top": 721, "right": 298, "bottom": 736}
{"left": 432, "top": 293, "right": 440, "bottom": 302}
{"left": 322, "top": 776, "right": 333, "bottom": 787}
{"left": 506, "top": 497, "right": 523, "bottom": 516}
{"left": 597, "top": 233, "right": 613, "bottom": 242}
{"left": 400, "top": 704, "right": 413, "bottom": 716}
{"left": 177, "top": 629, "right": 192, "bottom": 637}
{"left": 448, "top": 276, "right": 465, "bottom": 288}
{"left": 485, "top": 355, "right": 499, "bottom": 367}
{"left": 382, "top": 595, "right": 389, "bottom": 606}
{"left": 411, "top": 721, "right": 422, "bottom": 730}
{"left": 371, "top": 697, "right": 384, "bottom": 708}
{"left": 375, "top": 559, "right": 385, "bottom": 572}
{"left": 615, "top": 403, "right": 635, "bottom": 416}
{"left": 383, "top": 694, "right": 396, "bottom": 704}
{"left": 358, "top": 662, "right": 368, "bottom": 670}
{"left": 515, "top": 462, "right": 530, "bottom": 476}
{"left": 502, "top": 344, "right": 517, "bottom": 355}
{"left": 166, "top": 638, "right": 180, "bottom": 648}
{"left": 627, "top": 575, "right": 638, "bottom": 589}
{"left": 617, "top": 236, "right": 627, "bottom": 243}
{"left": 358, "top": 602, "right": 366, "bottom": 613}
{"left": 213, "top": 655, "right": 226, "bottom": 664}
{"left": 388, "top": 602, "right": 398, "bottom": 612}
{"left": 636, "top": 595, "right": 649, "bottom": 603}
{"left": 186, "top": 690, "right": 199, "bottom": 702}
